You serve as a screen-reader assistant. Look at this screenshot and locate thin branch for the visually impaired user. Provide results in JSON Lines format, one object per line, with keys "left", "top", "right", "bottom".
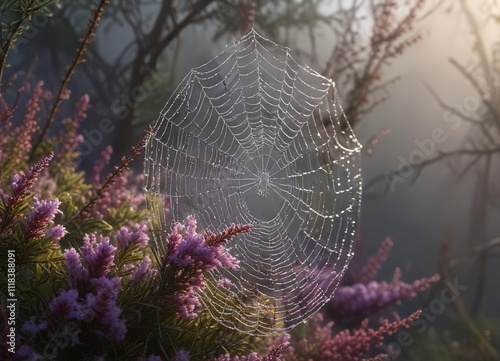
{"left": 449, "top": 57, "right": 500, "bottom": 127}
{"left": 32, "top": 0, "right": 110, "bottom": 154}
{"left": 423, "top": 82, "right": 484, "bottom": 124}
{"left": 365, "top": 146, "right": 500, "bottom": 196}
{"left": 69, "top": 124, "right": 152, "bottom": 221}
{"left": 458, "top": 0, "right": 492, "bottom": 81}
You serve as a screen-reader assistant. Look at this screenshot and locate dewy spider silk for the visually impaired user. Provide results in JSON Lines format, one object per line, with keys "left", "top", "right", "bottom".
{"left": 144, "top": 28, "right": 362, "bottom": 336}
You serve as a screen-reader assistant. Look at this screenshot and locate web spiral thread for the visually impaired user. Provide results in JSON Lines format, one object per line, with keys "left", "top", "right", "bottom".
{"left": 144, "top": 28, "right": 362, "bottom": 335}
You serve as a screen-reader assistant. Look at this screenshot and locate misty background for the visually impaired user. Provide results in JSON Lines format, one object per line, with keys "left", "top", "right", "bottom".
{"left": 10, "top": 0, "right": 500, "bottom": 333}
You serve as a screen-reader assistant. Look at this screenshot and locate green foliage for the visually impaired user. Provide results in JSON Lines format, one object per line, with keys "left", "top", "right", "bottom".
{"left": 0, "top": 0, "right": 61, "bottom": 82}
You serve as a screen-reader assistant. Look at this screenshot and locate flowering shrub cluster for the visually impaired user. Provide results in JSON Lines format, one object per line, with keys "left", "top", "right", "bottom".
{"left": 329, "top": 238, "right": 440, "bottom": 322}
{"left": 0, "top": 80, "right": 443, "bottom": 360}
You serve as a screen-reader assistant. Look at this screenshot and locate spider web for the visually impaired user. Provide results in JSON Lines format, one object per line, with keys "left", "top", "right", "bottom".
{"left": 144, "top": 28, "right": 362, "bottom": 335}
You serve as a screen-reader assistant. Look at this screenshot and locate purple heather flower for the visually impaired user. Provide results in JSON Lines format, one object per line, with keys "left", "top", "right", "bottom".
{"left": 14, "top": 81, "right": 44, "bottom": 160}
{"left": 59, "top": 94, "right": 89, "bottom": 157}
{"left": 24, "top": 198, "right": 62, "bottom": 239}
{"left": 48, "top": 289, "right": 87, "bottom": 321}
{"left": 91, "top": 146, "right": 113, "bottom": 187}
{"left": 163, "top": 216, "right": 246, "bottom": 319}
{"left": 64, "top": 248, "right": 89, "bottom": 288}
{"left": 169, "top": 232, "right": 212, "bottom": 268}
{"left": 330, "top": 272, "right": 440, "bottom": 316}
{"left": 9, "top": 153, "right": 54, "bottom": 198}
{"left": 173, "top": 349, "right": 190, "bottom": 361}
{"left": 215, "top": 353, "right": 262, "bottom": 361}
{"left": 46, "top": 225, "right": 68, "bottom": 243}
{"left": 137, "top": 356, "right": 163, "bottom": 361}
{"left": 31, "top": 169, "right": 57, "bottom": 199}
{"left": 116, "top": 224, "right": 149, "bottom": 250}
{"left": 168, "top": 218, "right": 238, "bottom": 271}
{"left": 218, "top": 278, "right": 232, "bottom": 288}
{"left": 91, "top": 164, "right": 145, "bottom": 219}
{"left": 86, "top": 277, "right": 126, "bottom": 341}
{"left": 0, "top": 153, "right": 54, "bottom": 232}
{"left": 246, "top": 354, "right": 261, "bottom": 361}
{"left": 16, "top": 344, "right": 43, "bottom": 360}
{"left": 122, "top": 263, "right": 135, "bottom": 272}
{"left": 166, "top": 222, "right": 184, "bottom": 255}
{"left": 21, "top": 316, "right": 48, "bottom": 337}
{"left": 131, "top": 256, "right": 155, "bottom": 283}
{"left": 185, "top": 215, "right": 197, "bottom": 236}
{"left": 81, "top": 234, "right": 117, "bottom": 278}
{"left": 173, "top": 290, "right": 202, "bottom": 320}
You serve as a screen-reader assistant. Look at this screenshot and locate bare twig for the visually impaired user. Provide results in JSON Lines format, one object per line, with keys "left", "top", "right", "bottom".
{"left": 70, "top": 124, "right": 152, "bottom": 221}
{"left": 32, "top": 0, "right": 110, "bottom": 155}
{"left": 365, "top": 146, "right": 500, "bottom": 196}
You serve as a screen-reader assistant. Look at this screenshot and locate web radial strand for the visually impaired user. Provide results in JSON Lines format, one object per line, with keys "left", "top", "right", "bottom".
{"left": 144, "top": 28, "right": 362, "bottom": 335}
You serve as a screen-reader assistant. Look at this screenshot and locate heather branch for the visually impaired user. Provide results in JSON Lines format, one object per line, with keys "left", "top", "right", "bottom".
{"left": 32, "top": 0, "right": 110, "bottom": 154}
{"left": 204, "top": 224, "right": 252, "bottom": 246}
{"left": 0, "top": 152, "right": 54, "bottom": 233}
{"left": 358, "top": 237, "right": 393, "bottom": 283}
{"left": 70, "top": 124, "right": 152, "bottom": 221}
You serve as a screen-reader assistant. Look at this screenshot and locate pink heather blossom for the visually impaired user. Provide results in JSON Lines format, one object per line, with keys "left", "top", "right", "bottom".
{"left": 131, "top": 256, "right": 155, "bottom": 283}
{"left": 217, "top": 278, "right": 232, "bottom": 288}
{"left": 0, "top": 153, "right": 54, "bottom": 232}
{"left": 173, "top": 349, "right": 190, "bottom": 361}
{"left": 23, "top": 198, "right": 62, "bottom": 239}
{"left": 21, "top": 316, "right": 48, "bottom": 337}
{"left": 91, "top": 164, "right": 145, "bottom": 219}
{"left": 46, "top": 225, "right": 68, "bottom": 243}
{"left": 164, "top": 216, "right": 247, "bottom": 320}
{"left": 173, "top": 290, "right": 202, "bottom": 320}
{"left": 169, "top": 232, "right": 213, "bottom": 268}
{"left": 64, "top": 248, "right": 89, "bottom": 288}
{"left": 168, "top": 217, "right": 238, "bottom": 271}
{"left": 60, "top": 94, "right": 89, "bottom": 155}
{"left": 137, "top": 356, "right": 163, "bottom": 361}
{"left": 91, "top": 146, "right": 113, "bottom": 187}
{"left": 358, "top": 237, "right": 394, "bottom": 284}
{"left": 81, "top": 234, "right": 117, "bottom": 278}
{"left": 14, "top": 81, "right": 44, "bottom": 161}
{"left": 331, "top": 271, "right": 439, "bottom": 317}
{"left": 86, "top": 277, "right": 126, "bottom": 341}
{"left": 31, "top": 169, "right": 57, "bottom": 199}
{"left": 16, "top": 344, "right": 42, "bottom": 360}
{"left": 116, "top": 224, "right": 149, "bottom": 250}
{"left": 48, "top": 289, "right": 87, "bottom": 321}
{"left": 185, "top": 215, "right": 197, "bottom": 236}
{"left": 166, "top": 222, "right": 184, "bottom": 255}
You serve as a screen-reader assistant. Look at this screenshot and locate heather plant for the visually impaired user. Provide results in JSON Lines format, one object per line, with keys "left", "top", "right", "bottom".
{"left": 0, "top": 78, "right": 442, "bottom": 361}
{"left": 327, "top": 238, "right": 440, "bottom": 325}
